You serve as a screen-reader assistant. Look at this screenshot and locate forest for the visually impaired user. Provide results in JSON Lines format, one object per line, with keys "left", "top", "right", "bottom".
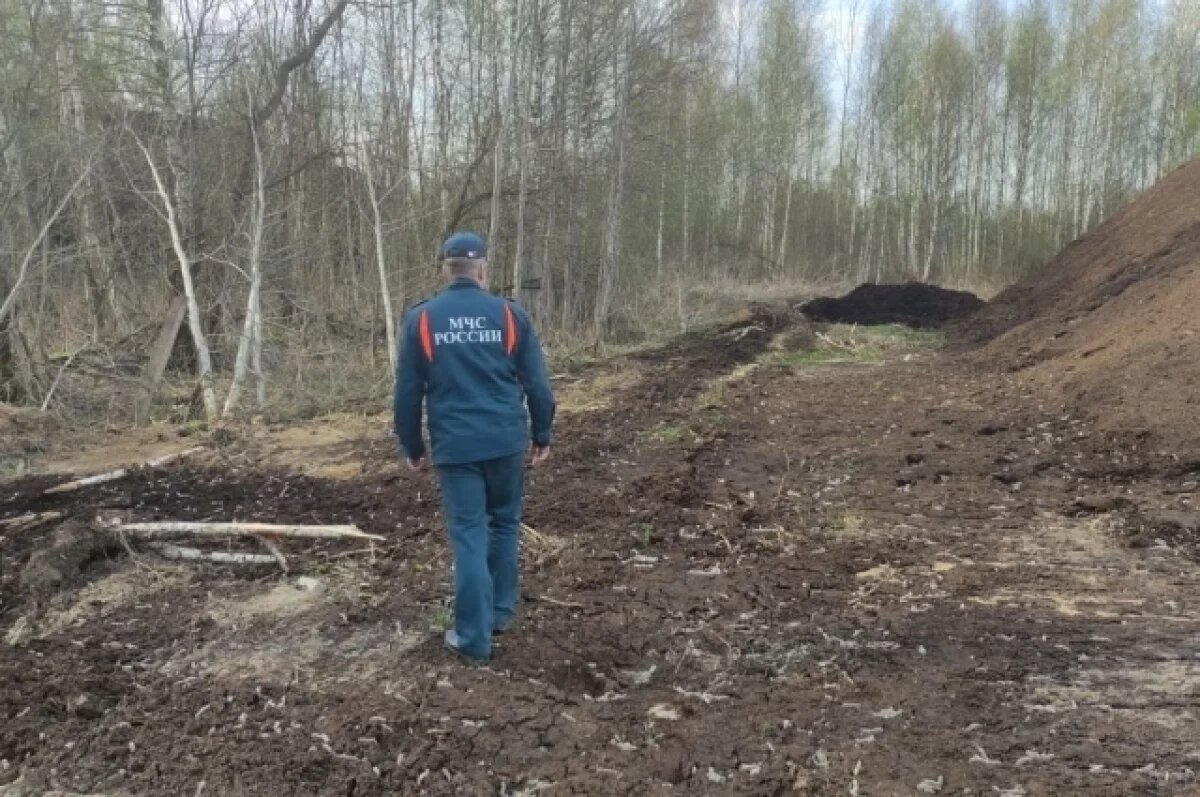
{"left": 6, "top": 4, "right": 1200, "bottom": 794}
{"left": 2, "top": 0, "right": 1199, "bottom": 422}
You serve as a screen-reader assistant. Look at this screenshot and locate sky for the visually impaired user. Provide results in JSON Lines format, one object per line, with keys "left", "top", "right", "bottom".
{"left": 727, "top": 0, "right": 983, "bottom": 95}
{"left": 812, "top": 0, "right": 1173, "bottom": 55}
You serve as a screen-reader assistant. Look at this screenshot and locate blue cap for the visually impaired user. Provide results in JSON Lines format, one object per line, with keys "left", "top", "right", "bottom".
{"left": 442, "top": 232, "right": 487, "bottom": 260}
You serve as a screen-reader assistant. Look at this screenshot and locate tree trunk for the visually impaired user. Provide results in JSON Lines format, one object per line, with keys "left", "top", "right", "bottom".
{"left": 777, "top": 135, "right": 798, "bottom": 275}
{"left": 681, "top": 92, "right": 692, "bottom": 267}
{"left": 53, "top": 6, "right": 122, "bottom": 337}
{"left": 137, "top": 139, "right": 218, "bottom": 421}
{"left": 0, "top": 270, "right": 14, "bottom": 395}
{"left": 594, "top": 3, "right": 632, "bottom": 339}
{"left": 513, "top": 74, "right": 532, "bottom": 302}
{"left": 224, "top": 99, "right": 268, "bottom": 416}
{"left": 656, "top": 25, "right": 674, "bottom": 280}
{"left": 489, "top": 0, "right": 522, "bottom": 286}
{"left": 361, "top": 142, "right": 398, "bottom": 378}
{"left": 135, "top": 296, "right": 187, "bottom": 424}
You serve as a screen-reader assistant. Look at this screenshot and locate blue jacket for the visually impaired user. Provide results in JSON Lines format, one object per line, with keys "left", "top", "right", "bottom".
{"left": 393, "top": 278, "right": 556, "bottom": 466}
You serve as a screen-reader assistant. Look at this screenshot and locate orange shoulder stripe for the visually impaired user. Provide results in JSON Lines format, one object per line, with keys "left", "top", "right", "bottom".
{"left": 418, "top": 310, "right": 434, "bottom": 361}
{"left": 504, "top": 304, "right": 518, "bottom": 355}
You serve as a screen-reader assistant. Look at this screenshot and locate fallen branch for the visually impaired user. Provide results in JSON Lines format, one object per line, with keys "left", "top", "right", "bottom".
{"left": 534, "top": 594, "right": 585, "bottom": 609}
{"left": 44, "top": 447, "right": 203, "bottom": 495}
{"left": 0, "top": 511, "right": 64, "bottom": 530}
{"left": 521, "top": 522, "right": 567, "bottom": 565}
{"left": 815, "top": 330, "right": 863, "bottom": 353}
{"left": 726, "top": 324, "right": 765, "bottom": 341}
{"left": 673, "top": 686, "right": 730, "bottom": 704}
{"left": 40, "top": 338, "right": 92, "bottom": 412}
{"left": 148, "top": 542, "right": 277, "bottom": 566}
{"left": 118, "top": 530, "right": 167, "bottom": 583}
{"left": 319, "top": 546, "right": 384, "bottom": 561}
{"left": 103, "top": 519, "right": 384, "bottom": 542}
{"left": 4, "top": 615, "right": 33, "bottom": 647}
{"left": 0, "top": 158, "right": 96, "bottom": 327}
{"left": 255, "top": 535, "right": 290, "bottom": 573}
{"left": 522, "top": 522, "right": 564, "bottom": 547}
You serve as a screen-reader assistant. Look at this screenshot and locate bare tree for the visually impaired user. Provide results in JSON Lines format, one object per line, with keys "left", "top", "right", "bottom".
{"left": 595, "top": 2, "right": 633, "bottom": 338}
{"left": 136, "top": 136, "right": 218, "bottom": 421}
{"left": 223, "top": 91, "right": 268, "bottom": 416}
{"left": 0, "top": 165, "right": 95, "bottom": 328}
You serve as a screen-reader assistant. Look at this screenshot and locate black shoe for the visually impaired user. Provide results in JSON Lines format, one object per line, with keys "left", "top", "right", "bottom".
{"left": 443, "top": 630, "right": 488, "bottom": 665}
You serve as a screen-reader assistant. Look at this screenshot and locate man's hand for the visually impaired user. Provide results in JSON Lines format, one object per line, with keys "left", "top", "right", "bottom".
{"left": 406, "top": 455, "right": 427, "bottom": 471}
{"left": 530, "top": 445, "right": 551, "bottom": 467}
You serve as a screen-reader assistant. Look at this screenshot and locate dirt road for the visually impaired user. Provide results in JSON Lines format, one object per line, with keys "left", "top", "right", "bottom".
{"left": 2, "top": 314, "right": 1198, "bottom": 795}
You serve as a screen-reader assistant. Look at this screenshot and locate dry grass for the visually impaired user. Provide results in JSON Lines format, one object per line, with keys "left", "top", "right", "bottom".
{"left": 939, "top": 275, "right": 1009, "bottom": 300}
{"left": 824, "top": 508, "right": 872, "bottom": 540}
{"left": 684, "top": 276, "right": 844, "bottom": 307}
{"left": 555, "top": 369, "right": 644, "bottom": 414}
{"left": 644, "top": 423, "right": 693, "bottom": 443}
{"left": 542, "top": 277, "right": 835, "bottom": 353}
{"left": 760, "top": 324, "right": 945, "bottom": 370}
{"left": 694, "top": 363, "right": 761, "bottom": 410}
{"left": 522, "top": 522, "right": 568, "bottom": 566}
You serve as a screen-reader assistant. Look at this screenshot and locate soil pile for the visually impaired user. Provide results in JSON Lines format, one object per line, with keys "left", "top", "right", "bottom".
{"left": 967, "top": 159, "right": 1200, "bottom": 449}
{"left": 801, "top": 282, "right": 985, "bottom": 328}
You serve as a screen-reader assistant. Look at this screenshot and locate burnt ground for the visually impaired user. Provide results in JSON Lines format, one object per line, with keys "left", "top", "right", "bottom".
{"left": 2, "top": 312, "right": 1199, "bottom": 796}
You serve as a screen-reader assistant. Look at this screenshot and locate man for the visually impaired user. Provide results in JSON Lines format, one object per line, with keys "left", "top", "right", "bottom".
{"left": 394, "top": 232, "right": 556, "bottom": 664}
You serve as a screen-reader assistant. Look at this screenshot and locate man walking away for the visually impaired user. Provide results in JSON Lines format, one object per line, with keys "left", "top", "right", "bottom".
{"left": 393, "top": 232, "right": 556, "bottom": 664}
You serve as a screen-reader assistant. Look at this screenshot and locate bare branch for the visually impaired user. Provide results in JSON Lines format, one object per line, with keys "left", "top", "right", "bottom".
{"left": 254, "top": 0, "right": 354, "bottom": 125}
{"left": 0, "top": 160, "right": 96, "bottom": 327}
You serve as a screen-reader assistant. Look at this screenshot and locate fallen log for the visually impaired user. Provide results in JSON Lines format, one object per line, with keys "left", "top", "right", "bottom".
{"left": 102, "top": 519, "right": 385, "bottom": 542}
{"left": 534, "top": 594, "right": 584, "bottom": 609}
{"left": 148, "top": 542, "right": 277, "bottom": 566}
{"left": 0, "top": 510, "right": 64, "bottom": 530}
{"left": 44, "top": 447, "right": 203, "bottom": 495}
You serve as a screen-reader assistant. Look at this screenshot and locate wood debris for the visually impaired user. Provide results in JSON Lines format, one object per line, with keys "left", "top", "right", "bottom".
{"left": 147, "top": 542, "right": 278, "bottom": 566}
{"left": 100, "top": 519, "right": 384, "bottom": 542}
{"left": 0, "top": 511, "right": 63, "bottom": 530}
{"left": 43, "top": 447, "right": 203, "bottom": 495}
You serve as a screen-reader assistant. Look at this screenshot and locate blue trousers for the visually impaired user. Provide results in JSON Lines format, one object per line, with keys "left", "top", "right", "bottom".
{"left": 436, "top": 452, "right": 525, "bottom": 660}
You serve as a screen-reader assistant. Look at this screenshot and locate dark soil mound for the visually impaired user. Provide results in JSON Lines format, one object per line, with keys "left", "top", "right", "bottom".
{"left": 801, "top": 282, "right": 984, "bottom": 328}
{"left": 965, "top": 159, "right": 1200, "bottom": 450}
{"left": 18, "top": 521, "right": 121, "bottom": 598}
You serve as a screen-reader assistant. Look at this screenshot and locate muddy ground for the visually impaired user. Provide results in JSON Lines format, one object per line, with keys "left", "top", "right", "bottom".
{"left": 2, "top": 310, "right": 1198, "bottom": 796}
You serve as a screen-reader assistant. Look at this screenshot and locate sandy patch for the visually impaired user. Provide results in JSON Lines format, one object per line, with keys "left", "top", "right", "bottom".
{"left": 254, "top": 415, "right": 380, "bottom": 479}
{"left": 557, "top": 368, "right": 643, "bottom": 414}
{"left": 38, "top": 567, "right": 191, "bottom": 638}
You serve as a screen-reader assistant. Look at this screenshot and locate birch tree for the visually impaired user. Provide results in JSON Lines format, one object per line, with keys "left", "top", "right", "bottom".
{"left": 223, "top": 92, "right": 268, "bottom": 416}
{"left": 595, "top": 1, "right": 632, "bottom": 338}
{"left": 136, "top": 136, "right": 218, "bottom": 421}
